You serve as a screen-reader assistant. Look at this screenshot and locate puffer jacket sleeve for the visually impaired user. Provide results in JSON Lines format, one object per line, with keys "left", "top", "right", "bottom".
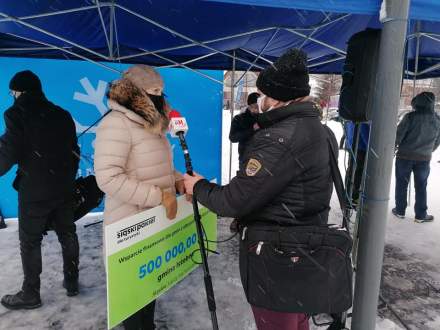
{"left": 194, "top": 133, "right": 296, "bottom": 218}
{"left": 94, "top": 113, "right": 162, "bottom": 208}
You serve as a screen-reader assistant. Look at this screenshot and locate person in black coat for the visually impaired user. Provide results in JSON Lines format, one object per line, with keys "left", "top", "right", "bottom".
{"left": 228, "top": 92, "right": 260, "bottom": 232}
{"left": 229, "top": 92, "right": 260, "bottom": 167}
{"left": 184, "top": 49, "right": 337, "bottom": 330}
{"left": 0, "top": 71, "right": 80, "bottom": 310}
{"left": 392, "top": 92, "right": 440, "bottom": 222}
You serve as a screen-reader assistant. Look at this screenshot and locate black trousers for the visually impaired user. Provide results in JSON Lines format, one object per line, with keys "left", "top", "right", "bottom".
{"left": 18, "top": 198, "right": 79, "bottom": 296}
{"left": 123, "top": 301, "right": 156, "bottom": 330}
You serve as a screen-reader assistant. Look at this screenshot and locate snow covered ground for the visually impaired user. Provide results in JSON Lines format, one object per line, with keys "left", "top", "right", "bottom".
{"left": 0, "top": 118, "right": 439, "bottom": 329}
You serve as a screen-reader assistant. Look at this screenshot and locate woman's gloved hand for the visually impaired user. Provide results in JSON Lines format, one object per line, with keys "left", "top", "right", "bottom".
{"left": 175, "top": 179, "right": 185, "bottom": 195}
{"left": 162, "top": 189, "right": 177, "bottom": 220}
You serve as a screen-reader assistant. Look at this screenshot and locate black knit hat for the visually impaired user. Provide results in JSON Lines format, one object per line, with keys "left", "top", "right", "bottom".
{"left": 9, "top": 70, "right": 42, "bottom": 92}
{"left": 247, "top": 92, "right": 260, "bottom": 105}
{"left": 256, "top": 48, "right": 310, "bottom": 102}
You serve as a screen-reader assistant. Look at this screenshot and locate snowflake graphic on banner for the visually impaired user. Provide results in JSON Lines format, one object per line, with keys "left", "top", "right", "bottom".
{"left": 72, "top": 77, "right": 109, "bottom": 179}
{"left": 73, "top": 77, "right": 108, "bottom": 134}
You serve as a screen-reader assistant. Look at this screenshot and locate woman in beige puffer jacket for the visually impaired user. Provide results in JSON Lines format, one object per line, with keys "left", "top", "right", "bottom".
{"left": 94, "top": 65, "right": 183, "bottom": 330}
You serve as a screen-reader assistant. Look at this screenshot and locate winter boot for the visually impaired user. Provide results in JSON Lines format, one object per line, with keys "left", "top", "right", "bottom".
{"left": 392, "top": 208, "right": 405, "bottom": 219}
{"left": 0, "top": 212, "right": 6, "bottom": 229}
{"left": 63, "top": 279, "right": 79, "bottom": 297}
{"left": 415, "top": 215, "right": 434, "bottom": 223}
{"left": 1, "top": 291, "right": 42, "bottom": 310}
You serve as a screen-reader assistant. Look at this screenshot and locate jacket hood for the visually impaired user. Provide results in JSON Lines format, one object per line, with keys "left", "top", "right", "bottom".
{"left": 107, "top": 78, "right": 169, "bottom": 134}
{"left": 412, "top": 92, "right": 435, "bottom": 112}
{"left": 256, "top": 100, "right": 320, "bottom": 129}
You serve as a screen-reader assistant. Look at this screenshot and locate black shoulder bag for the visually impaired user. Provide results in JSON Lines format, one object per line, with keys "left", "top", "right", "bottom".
{"left": 72, "top": 110, "right": 112, "bottom": 221}
{"left": 238, "top": 138, "right": 353, "bottom": 314}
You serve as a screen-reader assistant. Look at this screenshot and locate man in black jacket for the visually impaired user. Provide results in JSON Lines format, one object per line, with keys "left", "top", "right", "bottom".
{"left": 392, "top": 92, "right": 440, "bottom": 223}
{"left": 229, "top": 92, "right": 260, "bottom": 167}
{"left": 184, "top": 49, "right": 337, "bottom": 330}
{"left": 228, "top": 92, "right": 260, "bottom": 232}
{"left": 0, "top": 71, "right": 80, "bottom": 309}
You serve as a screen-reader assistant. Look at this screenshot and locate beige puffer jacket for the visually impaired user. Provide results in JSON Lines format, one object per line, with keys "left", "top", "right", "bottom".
{"left": 94, "top": 98, "right": 181, "bottom": 225}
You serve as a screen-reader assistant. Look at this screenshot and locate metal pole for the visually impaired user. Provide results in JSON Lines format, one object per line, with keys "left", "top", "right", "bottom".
{"left": 409, "top": 22, "right": 421, "bottom": 207}
{"left": 5, "top": 32, "right": 121, "bottom": 74}
{"left": 143, "top": 51, "right": 223, "bottom": 85}
{"left": 234, "top": 29, "right": 279, "bottom": 87}
{"left": 96, "top": 0, "right": 112, "bottom": 59}
{"left": 109, "top": 0, "right": 115, "bottom": 59}
{"left": 229, "top": 51, "right": 236, "bottom": 182}
{"left": 413, "top": 22, "right": 421, "bottom": 96}
{"left": 351, "top": 1, "right": 410, "bottom": 330}
{"left": 0, "top": 13, "right": 109, "bottom": 60}
{"left": 115, "top": 4, "right": 264, "bottom": 69}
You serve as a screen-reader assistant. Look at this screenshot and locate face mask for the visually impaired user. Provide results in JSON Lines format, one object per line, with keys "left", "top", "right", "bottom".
{"left": 148, "top": 93, "right": 166, "bottom": 115}
{"left": 10, "top": 90, "right": 22, "bottom": 100}
{"left": 257, "top": 95, "right": 266, "bottom": 113}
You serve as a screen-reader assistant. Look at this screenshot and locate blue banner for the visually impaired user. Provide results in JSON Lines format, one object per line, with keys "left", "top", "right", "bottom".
{"left": 0, "top": 59, "right": 222, "bottom": 218}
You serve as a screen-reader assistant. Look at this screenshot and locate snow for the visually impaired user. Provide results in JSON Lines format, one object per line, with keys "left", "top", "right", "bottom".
{"left": 0, "top": 117, "right": 439, "bottom": 329}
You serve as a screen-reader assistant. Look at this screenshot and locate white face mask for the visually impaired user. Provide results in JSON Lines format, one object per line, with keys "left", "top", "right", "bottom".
{"left": 11, "top": 90, "right": 23, "bottom": 99}
{"left": 257, "top": 95, "right": 266, "bottom": 113}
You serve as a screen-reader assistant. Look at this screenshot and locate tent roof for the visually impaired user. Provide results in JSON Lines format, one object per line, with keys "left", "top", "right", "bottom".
{"left": 0, "top": 0, "right": 439, "bottom": 79}
{"left": 206, "top": 0, "right": 440, "bottom": 22}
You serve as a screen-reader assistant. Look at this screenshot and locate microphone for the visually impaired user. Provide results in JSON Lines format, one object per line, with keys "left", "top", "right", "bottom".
{"left": 169, "top": 110, "right": 189, "bottom": 137}
{"left": 168, "top": 110, "right": 193, "bottom": 175}
{"left": 167, "top": 109, "right": 219, "bottom": 330}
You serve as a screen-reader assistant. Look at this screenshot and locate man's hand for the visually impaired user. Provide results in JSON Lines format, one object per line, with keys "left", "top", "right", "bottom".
{"left": 183, "top": 172, "right": 205, "bottom": 196}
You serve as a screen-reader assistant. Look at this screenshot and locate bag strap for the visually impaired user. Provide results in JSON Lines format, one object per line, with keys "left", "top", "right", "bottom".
{"left": 77, "top": 109, "right": 112, "bottom": 138}
{"left": 327, "top": 135, "right": 351, "bottom": 231}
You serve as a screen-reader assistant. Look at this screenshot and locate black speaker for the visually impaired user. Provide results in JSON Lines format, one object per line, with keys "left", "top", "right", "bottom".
{"left": 338, "top": 29, "right": 381, "bottom": 122}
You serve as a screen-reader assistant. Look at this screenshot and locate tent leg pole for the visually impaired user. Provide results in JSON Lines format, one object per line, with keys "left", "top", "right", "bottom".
{"left": 109, "top": 0, "right": 115, "bottom": 59}
{"left": 229, "top": 51, "right": 236, "bottom": 183}
{"left": 409, "top": 22, "right": 421, "bottom": 207}
{"left": 351, "top": 1, "right": 410, "bottom": 330}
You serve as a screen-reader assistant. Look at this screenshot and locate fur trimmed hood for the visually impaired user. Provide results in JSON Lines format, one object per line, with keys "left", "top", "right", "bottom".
{"left": 107, "top": 78, "right": 169, "bottom": 134}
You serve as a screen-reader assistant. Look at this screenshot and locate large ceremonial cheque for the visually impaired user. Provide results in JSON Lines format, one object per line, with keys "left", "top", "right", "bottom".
{"left": 105, "top": 196, "right": 217, "bottom": 329}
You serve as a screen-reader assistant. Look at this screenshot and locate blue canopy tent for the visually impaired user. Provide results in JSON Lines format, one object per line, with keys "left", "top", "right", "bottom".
{"left": 0, "top": 0, "right": 439, "bottom": 79}
{"left": 0, "top": 1, "right": 436, "bottom": 330}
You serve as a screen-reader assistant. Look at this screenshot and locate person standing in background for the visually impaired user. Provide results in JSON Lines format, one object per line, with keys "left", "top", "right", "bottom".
{"left": 228, "top": 92, "right": 260, "bottom": 232}
{"left": 0, "top": 70, "right": 80, "bottom": 309}
{"left": 229, "top": 92, "right": 260, "bottom": 167}
{"left": 393, "top": 92, "right": 440, "bottom": 223}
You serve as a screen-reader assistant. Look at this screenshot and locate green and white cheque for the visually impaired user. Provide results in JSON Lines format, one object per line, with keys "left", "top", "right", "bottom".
{"left": 105, "top": 196, "right": 217, "bottom": 329}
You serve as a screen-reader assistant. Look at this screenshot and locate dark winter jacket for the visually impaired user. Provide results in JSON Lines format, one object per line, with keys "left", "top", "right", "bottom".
{"left": 396, "top": 99, "right": 440, "bottom": 161}
{"left": 229, "top": 109, "right": 257, "bottom": 168}
{"left": 195, "top": 101, "right": 338, "bottom": 226}
{"left": 0, "top": 92, "right": 79, "bottom": 202}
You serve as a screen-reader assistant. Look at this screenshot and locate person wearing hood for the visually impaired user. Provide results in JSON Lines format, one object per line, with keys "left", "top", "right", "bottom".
{"left": 393, "top": 92, "right": 440, "bottom": 223}
{"left": 94, "top": 65, "right": 184, "bottom": 330}
{"left": 184, "top": 49, "right": 338, "bottom": 330}
{"left": 0, "top": 70, "right": 80, "bottom": 309}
